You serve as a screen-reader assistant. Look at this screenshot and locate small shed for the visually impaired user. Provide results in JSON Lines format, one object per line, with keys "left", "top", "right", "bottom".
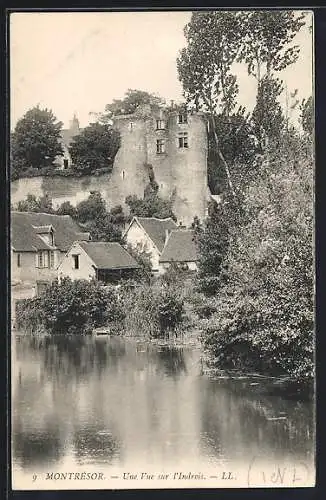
{"left": 58, "top": 241, "right": 140, "bottom": 284}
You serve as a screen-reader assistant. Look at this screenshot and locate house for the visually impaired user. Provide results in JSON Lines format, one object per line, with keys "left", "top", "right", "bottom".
{"left": 124, "top": 216, "right": 178, "bottom": 273}
{"left": 159, "top": 229, "right": 199, "bottom": 272}
{"left": 58, "top": 241, "right": 140, "bottom": 284}
{"left": 11, "top": 211, "right": 91, "bottom": 288}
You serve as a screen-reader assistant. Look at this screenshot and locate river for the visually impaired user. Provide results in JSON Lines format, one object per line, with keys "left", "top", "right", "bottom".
{"left": 11, "top": 334, "right": 315, "bottom": 489}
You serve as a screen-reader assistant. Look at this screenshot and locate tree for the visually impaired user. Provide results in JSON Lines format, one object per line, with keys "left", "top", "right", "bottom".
{"left": 203, "top": 131, "right": 314, "bottom": 388}
{"left": 238, "top": 11, "right": 305, "bottom": 147}
{"left": 238, "top": 11, "right": 306, "bottom": 84}
{"left": 251, "top": 76, "right": 285, "bottom": 148}
{"left": 300, "top": 96, "right": 314, "bottom": 136}
{"left": 15, "top": 194, "right": 54, "bottom": 213}
{"left": 56, "top": 201, "right": 77, "bottom": 217}
{"left": 11, "top": 106, "right": 63, "bottom": 176}
{"left": 75, "top": 192, "right": 126, "bottom": 242}
{"left": 207, "top": 108, "right": 260, "bottom": 194}
{"left": 103, "top": 89, "right": 166, "bottom": 118}
{"left": 69, "top": 122, "right": 120, "bottom": 175}
{"left": 194, "top": 201, "right": 231, "bottom": 295}
{"left": 177, "top": 11, "right": 243, "bottom": 197}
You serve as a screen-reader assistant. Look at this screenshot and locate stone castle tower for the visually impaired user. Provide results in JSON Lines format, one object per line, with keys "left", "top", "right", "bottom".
{"left": 12, "top": 106, "right": 209, "bottom": 226}
{"left": 111, "top": 103, "right": 208, "bottom": 226}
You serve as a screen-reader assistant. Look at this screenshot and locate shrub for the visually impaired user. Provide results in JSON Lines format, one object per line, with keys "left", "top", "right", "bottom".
{"left": 16, "top": 278, "right": 123, "bottom": 335}
{"left": 121, "top": 283, "right": 184, "bottom": 338}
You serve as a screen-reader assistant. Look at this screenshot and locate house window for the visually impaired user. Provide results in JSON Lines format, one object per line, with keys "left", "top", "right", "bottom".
{"left": 17, "top": 253, "right": 21, "bottom": 268}
{"left": 178, "top": 132, "right": 189, "bottom": 148}
{"left": 37, "top": 251, "right": 45, "bottom": 268}
{"left": 63, "top": 159, "right": 69, "bottom": 169}
{"left": 178, "top": 113, "right": 187, "bottom": 124}
{"left": 72, "top": 254, "right": 79, "bottom": 269}
{"left": 49, "top": 251, "right": 55, "bottom": 268}
{"left": 156, "top": 119, "right": 165, "bottom": 130}
{"left": 156, "top": 139, "right": 166, "bottom": 154}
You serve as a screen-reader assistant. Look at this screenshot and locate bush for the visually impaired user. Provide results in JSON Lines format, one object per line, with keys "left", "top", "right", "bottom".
{"left": 121, "top": 283, "right": 184, "bottom": 338}
{"left": 16, "top": 278, "right": 123, "bottom": 335}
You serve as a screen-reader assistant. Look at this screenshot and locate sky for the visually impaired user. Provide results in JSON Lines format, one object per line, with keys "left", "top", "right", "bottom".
{"left": 10, "top": 11, "right": 313, "bottom": 130}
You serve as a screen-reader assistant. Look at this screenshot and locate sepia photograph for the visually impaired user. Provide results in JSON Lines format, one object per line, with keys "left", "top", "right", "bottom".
{"left": 10, "top": 9, "right": 315, "bottom": 489}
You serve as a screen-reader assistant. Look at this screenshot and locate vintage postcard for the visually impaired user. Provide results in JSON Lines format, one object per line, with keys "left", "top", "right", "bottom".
{"left": 10, "top": 9, "right": 315, "bottom": 490}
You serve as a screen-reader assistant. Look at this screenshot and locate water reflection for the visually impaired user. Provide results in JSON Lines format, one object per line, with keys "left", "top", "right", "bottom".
{"left": 12, "top": 334, "right": 314, "bottom": 473}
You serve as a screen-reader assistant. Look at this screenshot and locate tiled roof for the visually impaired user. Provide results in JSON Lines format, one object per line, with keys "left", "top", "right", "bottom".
{"left": 79, "top": 241, "right": 140, "bottom": 270}
{"left": 159, "top": 229, "right": 198, "bottom": 263}
{"left": 135, "top": 217, "right": 178, "bottom": 252}
{"left": 11, "top": 212, "right": 89, "bottom": 252}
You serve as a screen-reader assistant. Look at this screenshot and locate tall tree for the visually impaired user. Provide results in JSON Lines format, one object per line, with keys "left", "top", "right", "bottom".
{"left": 177, "top": 11, "right": 243, "bottom": 197}
{"left": 238, "top": 11, "right": 306, "bottom": 84}
{"left": 238, "top": 11, "right": 305, "bottom": 146}
{"left": 251, "top": 76, "right": 285, "bottom": 148}
{"left": 69, "top": 122, "right": 120, "bottom": 175}
{"left": 11, "top": 106, "right": 63, "bottom": 176}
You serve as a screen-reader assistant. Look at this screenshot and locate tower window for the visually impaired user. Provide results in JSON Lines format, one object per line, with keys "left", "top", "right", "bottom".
{"left": 72, "top": 254, "right": 79, "bottom": 269}
{"left": 178, "top": 113, "right": 188, "bottom": 124}
{"left": 156, "top": 119, "right": 165, "bottom": 130}
{"left": 63, "top": 159, "right": 69, "bottom": 169}
{"left": 129, "top": 122, "right": 133, "bottom": 131}
{"left": 178, "top": 132, "right": 188, "bottom": 148}
{"left": 156, "top": 139, "right": 166, "bottom": 154}
{"left": 17, "top": 253, "right": 21, "bottom": 268}
{"left": 122, "top": 170, "right": 125, "bottom": 180}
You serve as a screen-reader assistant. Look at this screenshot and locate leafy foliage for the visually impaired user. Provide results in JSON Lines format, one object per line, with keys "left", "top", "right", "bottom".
{"left": 69, "top": 122, "right": 120, "bottom": 175}
{"left": 75, "top": 191, "right": 126, "bottom": 243}
{"left": 121, "top": 283, "right": 184, "bottom": 338}
{"left": 177, "top": 11, "right": 242, "bottom": 115}
{"left": 15, "top": 194, "right": 54, "bottom": 213}
{"left": 202, "top": 132, "right": 314, "bottom": 386}
{"left": 207, "top": 109, "right": 260, "bottom": 194}
{"left": 103, "top": 89, "right": 166, "bottom": 117}
{"left": 238, "top": 11, "right": 306, "bottom": 81}
{"left": 55, "top": 201, "right": 77, "bottom": 217}
{"left": 125, "top": 164, "right": 176, "bottom": 221}
{"left": 11, "top": 106, "right": 63, "bottom": 179}
{"left": 194, "top": 201, "right": 230, "bottom": 295}
{"left": 16, "top": 277, "right": 123, "bottom": 335}
{"left": 300, "top": 96, "right": 314, "bottom": 136}
{"left": 252, "top": 77, "right": 285, "bottom": 147}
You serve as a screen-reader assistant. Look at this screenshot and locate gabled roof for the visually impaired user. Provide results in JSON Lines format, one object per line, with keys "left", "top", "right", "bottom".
{"left": 159, "top": 229, "right": 198, "bottom": 263}
{"left": 78, "top": 241, "right": 140, "bottom": 270}
{"left": 127, "top": 216, "right": 178, "bottom": 253}
{"left": 11, "top": 212, "right": 90, "bottom": 252}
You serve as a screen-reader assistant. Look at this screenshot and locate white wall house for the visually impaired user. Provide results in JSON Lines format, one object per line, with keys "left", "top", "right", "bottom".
{"left": 124, "top": 216, "right": 178, "bottom": 273}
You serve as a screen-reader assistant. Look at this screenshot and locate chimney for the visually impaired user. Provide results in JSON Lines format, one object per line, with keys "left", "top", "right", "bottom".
{"left": 170, "top": 100, "right": 174, "bottom": 109}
